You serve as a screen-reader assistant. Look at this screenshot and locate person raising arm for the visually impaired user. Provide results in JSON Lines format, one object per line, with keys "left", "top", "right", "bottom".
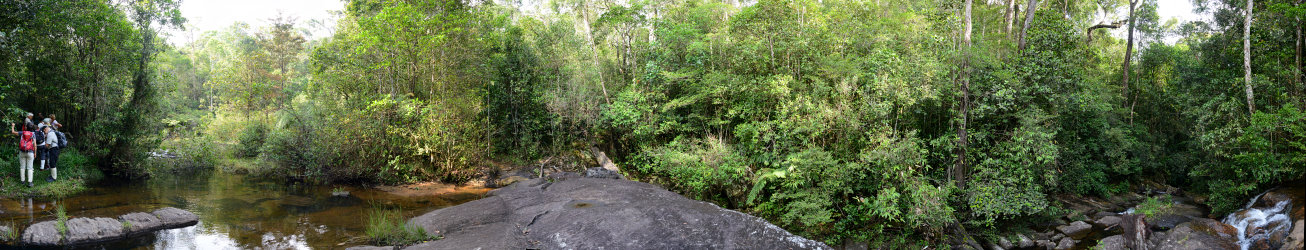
{"left": 10, "top": 123, "right": 36, "bottom": 187}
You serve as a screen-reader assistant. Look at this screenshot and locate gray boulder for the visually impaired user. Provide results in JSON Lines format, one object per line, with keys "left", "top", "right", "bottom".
{"left": 1148, "top": 218, "right": 1237, "bottom": 250}
{"left": 1035, "top": 239, "right": 1054, "bottom": 249}
{"left": 583, "top": 167, "right": 624, "bottom": 179}
{"left": 1016, "top": 233, "right": 1034, "bottom": 248}
{"left": 402, "top": 175, "right": 828, "bottom": 249}
{"left": 1093, "top": 215, "right": 1121, "bottom": 229}
{"left": 19, "top": 207, "right": 199, "bottom": 247}
{"left": 0, "top": 225, "right": 11, "bottom": 241}
{"left": 20, "top": 221, "right": 61, "bottom": 246}
{"left": 151, "top": 207, "right": 199, "bottom": 228}
{"left": 1149, "top": 202, "right": 1207, "bottom": 231}
{"left": 119, "top": 212, "right": 164, "bottom": 235}
{"left": 21, "top": 217, "right": 128, "bottom": 246}
{"left": 62, "top": 217, "right": 124, "bottom": 244}
{"left": 1054, "top": 237, "right": 1075, "bottom": 250}
{"left": 1056, "top": 221, "right": 1092, "bottom": 240}
{"left": 1284, "top": 219, "right": 1304, "bottom": 250}
{"left": 1096, "top": 235, "right": 1125, "bottom": 250}
{"left": 997, "top": 236, "right": 1013, "bottom": 249}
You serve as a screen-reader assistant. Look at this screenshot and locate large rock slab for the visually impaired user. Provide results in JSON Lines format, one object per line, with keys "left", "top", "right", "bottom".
{"left": 1096, "top": 235, "right": 1125, "bottom": 250}
{"left": 151, "top": 207, "right": 200, "bottom": 228}
{"left": 19, "top": 207, "right": 199, "bottom": 247}
{"left": 403, "top": 173, "right": 829, "bottom": 249}
{"left": 1015, "top": 233, "right": 1034, "bottom": 249}
{"left": 1148, "top": 218, "right": 1237, "bottom": 250}
{"left": 1054, "top": 237, "right": 1075, "bottom": 250}
{"left": 1094, "top": 215, "right": 1123, "bottom": 235}
{"left": 21, "top": 217, "right": 127, "bottom": 246}
{"left": 119, "top": 212, "right": 164, "bottom": 235}
{"left": 20, "top": 221, "right": 61, "bottom": 246}
{"left": 1056, "top": 221, "right": 1092, "bottom": 240}
{"left": 1284, "top": 219, "right": 1305, "bottom": 250}
{"left": 62, "top": 217, "right": 123, "bottom": 244}
{"left": 1150, "top": 202, "right": 1207, "bottom": 231}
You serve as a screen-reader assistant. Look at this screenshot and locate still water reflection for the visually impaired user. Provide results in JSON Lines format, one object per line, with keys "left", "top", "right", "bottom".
{"left": 0, "top": 171, "right": 489, "bottom": 249}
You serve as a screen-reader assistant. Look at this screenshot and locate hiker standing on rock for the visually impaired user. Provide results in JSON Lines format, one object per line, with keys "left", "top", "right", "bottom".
{"left": 10, "top": 122, "right": 36, "bottom": 187}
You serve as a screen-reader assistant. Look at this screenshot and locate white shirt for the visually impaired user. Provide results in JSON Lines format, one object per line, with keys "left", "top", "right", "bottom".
{"left": 42, "top": 131, "right": 58, "bottom": 148}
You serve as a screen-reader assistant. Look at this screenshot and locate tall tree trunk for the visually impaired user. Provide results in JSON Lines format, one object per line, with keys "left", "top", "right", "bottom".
{"left": 1019, "top": 0, "right": 1040, "bottom": 50}
{"left": 110, "top": 22, "right": 156, "bottom": 175}
{"left": 1296, "top": 0, "right": 1302, "bottom": 103}
{"left": 1122, "top": 0, "right": 1137, "bottom": 106}
{"left": 955, "top": 0, "right": 973, "bottom": 188}
{"left": 1005, "top": 0, "right": 1017, "bottom": 38}
{"left": 1244, "top": 0, "right": 1256, "bottom": 114}
{"left": 579, "top": 0, "right": 610, "bottom": 104}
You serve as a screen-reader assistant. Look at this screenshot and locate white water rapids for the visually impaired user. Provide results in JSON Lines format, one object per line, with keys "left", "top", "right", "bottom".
{"left": 1222, "top": 191, "right": 1295, "bottom": 250}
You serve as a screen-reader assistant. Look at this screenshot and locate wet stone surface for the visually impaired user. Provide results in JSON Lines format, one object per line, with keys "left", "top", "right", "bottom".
{"left": 1, "top": 171, "right": 490, "bottom": 249}
{"left": 397, "top": 172, "right": 829, "bottom": 249}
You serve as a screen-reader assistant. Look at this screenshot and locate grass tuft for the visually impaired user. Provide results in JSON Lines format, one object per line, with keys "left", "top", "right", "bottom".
{"left": 365, "top": 208, "right": 436, "bottom": 246}
{"left": 54, "top": 204, "right": 68, "bottom": 236}
{"left": 0, "top": 222, "right": 16, "bottom": 242}
{"left": 1136, "top": 195, "right": 1174, "bottom": 218}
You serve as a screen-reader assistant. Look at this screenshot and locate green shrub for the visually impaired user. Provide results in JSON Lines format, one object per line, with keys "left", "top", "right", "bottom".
{"left": 1135, "top": 196, "right": 1174, "bottom": 218}
{"left": 152, "top": 137, "right": 220, "bottom": 172}
{"left": 235, "top": 122, "right": 268, "bottom": 158}
{"left": 260, "top": 108, "right": 328, "bottom": 183}
{"left": 630, "top": 136, "right": 751, "bottom": 206}
{"left": 965, "top": 111, "right": 1058, "bottom": 226}
{"left": 1191, "top": 104, "right": 1306, "bottom": 214}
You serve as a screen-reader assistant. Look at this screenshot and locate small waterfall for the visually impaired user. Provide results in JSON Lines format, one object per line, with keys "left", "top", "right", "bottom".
{"left": 1222, "top": 193, "right": 1294, "bottom": 250}
{"left": 1242, "top": 190, "right": 1271, "bottom": 212}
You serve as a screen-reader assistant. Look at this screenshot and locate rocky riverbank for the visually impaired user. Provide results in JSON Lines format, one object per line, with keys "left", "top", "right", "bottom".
{"left": 951, "top": 184, "right": 1305, "bottom": 250}
{"left": 350, "top": 168, "right": 829, "bottom": 249}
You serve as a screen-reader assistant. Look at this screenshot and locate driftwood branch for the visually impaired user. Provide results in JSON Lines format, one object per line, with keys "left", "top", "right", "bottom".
{"left": 1087, "top": 20, "right": 1125, "bottom": 42}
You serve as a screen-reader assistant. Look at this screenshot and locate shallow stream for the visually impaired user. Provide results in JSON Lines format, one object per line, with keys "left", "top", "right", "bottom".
{"left": 0, "top": 171, "right": 488, "bottom": 249}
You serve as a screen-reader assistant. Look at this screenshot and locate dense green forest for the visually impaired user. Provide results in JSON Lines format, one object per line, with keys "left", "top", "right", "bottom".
{"left": 2, "top": 0, "right": 1304, "bottom": 246}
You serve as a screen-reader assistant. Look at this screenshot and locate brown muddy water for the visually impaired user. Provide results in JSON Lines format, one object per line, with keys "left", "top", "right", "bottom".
{"left": 0, "top": 171, "right": 489, "bottom": 249}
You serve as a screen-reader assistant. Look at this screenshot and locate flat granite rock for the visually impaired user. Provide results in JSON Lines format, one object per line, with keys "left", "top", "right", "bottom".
{"left": 21, "top": 221, "right": 61, "bottom": 246}
{"left": 151, "top": 207, "right": 200, "bottom": 228}
{"left": 1056, "top": 221, "right": 1093, "bottom": 240}
{"left": 1095, "top": 235, "right": 1124, "bottom": 250}
{"left": 345, "top": 246, "right": 398, "bottom": 250}
{"left": 401, "top": 173, "right": 829, "bottom": 250}
{"left": 119, "top": 212, "right": 165, "bottom": 235}
{"left": 63, "top": 217, "right": 124, "bottom": 244}
{"left": 19, "top": 207, "right": 199, "bottom": 247}
{"left": 1148, "top": 218, "right": 1237, "bottom": 250}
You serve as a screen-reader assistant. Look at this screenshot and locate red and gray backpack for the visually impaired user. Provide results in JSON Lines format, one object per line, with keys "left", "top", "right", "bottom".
{"left": 18, "top": 131, "right": 35, "bottom": 152}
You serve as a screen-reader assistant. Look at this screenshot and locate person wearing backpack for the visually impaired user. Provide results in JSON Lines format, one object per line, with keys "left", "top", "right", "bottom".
{"left": 10, "top": 123, "right": 36, "bottom": 187}
{"left": 33, "top": 120, "right": 47, "bottom": 170}
{"left": 23, "top": 113, "right": 38, "bottom": 132}
{"left": 39, "top": 125, "right": 60, "bottom": 182}
{"left": 48, "top": 114, "right": 61, "bottom": 130}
